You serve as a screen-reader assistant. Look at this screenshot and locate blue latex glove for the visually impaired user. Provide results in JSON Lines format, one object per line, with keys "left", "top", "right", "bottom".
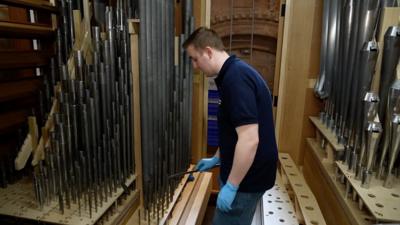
{"left": 195, "top": 156, "right": 220, "bottom": 172}
{"left": 217, "top": 181, "right": 238, "bottom": 212}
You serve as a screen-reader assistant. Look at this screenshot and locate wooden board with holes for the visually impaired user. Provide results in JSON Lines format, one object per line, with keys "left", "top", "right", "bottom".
{"left": 305, "top": 138, "right": 374, "bottom": 225}
{"left": 0, "top": 175, "right": 136, "bottom": 225}
{"left": 261, "top": 172, "right": 298, "bottom": 225}
{"left": 336, "top": 161, "right": 400, "bottom": 223}
{"left": 279, "top": 153, "right": 327, "bottom": 225}
{"left": 309, "top": 117, "right": 344, "bottom": 152}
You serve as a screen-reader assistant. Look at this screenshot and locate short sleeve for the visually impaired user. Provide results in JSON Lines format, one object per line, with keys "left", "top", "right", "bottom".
{"left": 223, "top": 73, "right": 258, "bottom": 127}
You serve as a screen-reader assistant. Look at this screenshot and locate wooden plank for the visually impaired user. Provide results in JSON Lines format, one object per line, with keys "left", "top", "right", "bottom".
{"left": 184, "top": 172, "right": 212, "bottom": 225}
{"left": 170, "top": 172, "right": 199, "bottom": 225}
{"left": 336, "top": 162, "right": 400, "bottom": 222}
{"left": 73, "top": 10, "right": 82, "bottom": 47}
{"left": 279, "top": 153, "right": 326, "bottom": 225}
{"left": 274, "top": 0, "right": 323, "bottom": 164}
{"left": 0, "top": 20, "right": 54, "bottom": 38}
{"left": 262, "top": 172, "right": 299, "bottom": 225}
{"left": 0, "top": 110, "right": 27, "bottom": 134}
{"left": 272, "top": 0, "right": 285, "bottom": 107}
{"left": 31, "top": 92, "right": 59, "bottom": 166}
{"left": 0, "top": 78, "right": 41, "bottom": 102}
{"left": 0, "top": 50, "right": 53, "bottom": 69}
{"left": 309, "top": 116, "right": 344, "bottom": 150}
{"left": 191, "top": 72, "right": 205, "bottom": 163}
{"left": 298, "top": 89, "right": 322, "bottom": 165}
{"left": 0, "top": 0, "right": 58, "bottom": 14}
{"left": 191, "top": 0, "right": 211, "bottom": 164}
{"left": 0, "top": 176, "right": 136, "bottom": 225}
{"left": 129, "top": 19, "right": 143, "bottom": 209}
{"left": 158, "top": 165, "right": 195, "bottom": 225}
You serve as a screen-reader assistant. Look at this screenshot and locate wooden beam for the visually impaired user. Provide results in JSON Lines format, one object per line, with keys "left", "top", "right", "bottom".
{"left": 0, "top": 0, "right": 58, "bottom": 14}
{"left": 279, "top": 153, "right": 327, "bottom": 225}
{"left": 0, "top": 78, "right": 41, "bottom": 103}
{"left": 272, "top": 0, "right": 286, "bottom": 119}
{"left": 157, "top": 170, "right": 212, "bottom": 225}
{"left": 159, "top": 165, "right": 196, "bottom": 225}
{"left": 129, "top": 19, "right": 144, "bottom": 208}
{"left": 0, "top": 21, "right": 54, "bottom": 38}
{"left": 180, "top": 172, "right": 212, "bottom": 225}
{"left": 0, "top": 110, "right": 27, "bottom": 135}
{"left": 0, "top": 51, "right": 53, "bottom": 69}
{"left": 275, "top": 0, "right": 323, "bottom": 164}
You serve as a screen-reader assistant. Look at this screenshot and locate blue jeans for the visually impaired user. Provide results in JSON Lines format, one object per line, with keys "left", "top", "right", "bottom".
{"left": 212, "top": 191, "right": 264, "bottom": 225}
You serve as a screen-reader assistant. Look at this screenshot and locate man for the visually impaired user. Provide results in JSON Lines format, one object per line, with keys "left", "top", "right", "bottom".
{"left": 183, "top": 27, "right": 278, "bottom": 225}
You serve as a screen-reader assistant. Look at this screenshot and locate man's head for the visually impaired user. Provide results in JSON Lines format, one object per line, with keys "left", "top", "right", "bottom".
{"left": 183, "top": 27, "right": 228, "bottom": 77}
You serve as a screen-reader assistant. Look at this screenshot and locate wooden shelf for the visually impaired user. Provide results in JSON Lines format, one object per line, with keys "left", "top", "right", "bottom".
{"left": 279, "top": 153, "right": 326, "bottom": 225}
{"left": 0, "top": 175, "right": 137, "bottom": 225}
{"left": 0, "top": 21, "right": 54, "bottom": 39}
{"left": 261, "top": 172, "right": 299, "bottom": 225}
{"left": 306, "top": 138, "right": 372, "bottom": 225}
{"left": 0, "top": 78, "right": 41, "bottom": 102}
{"left": 336, "top": 162, "right": 400, "bottom": 223}
{"left": 307, "top": 116, "right": 400, "bottom": 224}
{"left": 0, "top": 0, "right": 58, "bottom": 14}
{"left": 0, "top": 110, "right": 27, "bottom": 134}
{"left": 309, "top": 116, "right": 344, "bottom": 163}
{"left": 0, "top": 51, "right": 53, "bottom": 69}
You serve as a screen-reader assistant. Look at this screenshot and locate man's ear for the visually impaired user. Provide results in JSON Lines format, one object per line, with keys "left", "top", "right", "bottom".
{"left": 204, "top": 46, "right": 213, "bottom": 59}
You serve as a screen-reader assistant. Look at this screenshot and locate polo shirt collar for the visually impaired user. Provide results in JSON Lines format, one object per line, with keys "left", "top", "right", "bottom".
{"left": 215, "top": 55, "right": 237, "bottom": 87}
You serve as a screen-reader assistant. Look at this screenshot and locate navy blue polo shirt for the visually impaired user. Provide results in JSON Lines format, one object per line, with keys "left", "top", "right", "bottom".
{"left": 215, "top": 55, "right": 278, "bottom": 193}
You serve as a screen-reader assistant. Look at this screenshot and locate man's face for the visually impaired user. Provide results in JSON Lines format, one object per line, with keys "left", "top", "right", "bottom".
{"left": 186, "top": 45, "right": 215, "bottom": 77}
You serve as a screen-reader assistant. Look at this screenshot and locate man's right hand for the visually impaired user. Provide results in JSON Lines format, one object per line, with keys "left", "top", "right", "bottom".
{"left": 195, "top": 156, "right": 220, "bottom": 172}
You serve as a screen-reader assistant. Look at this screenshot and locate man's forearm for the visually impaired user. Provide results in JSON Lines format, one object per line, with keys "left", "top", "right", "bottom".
{"left": 227, "top": 124, "right": 259, "bottom": 187}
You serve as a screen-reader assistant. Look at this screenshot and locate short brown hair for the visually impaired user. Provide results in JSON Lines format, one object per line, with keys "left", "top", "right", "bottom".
{"left": 183, "top": 27, "right": 225, "bottom": 51}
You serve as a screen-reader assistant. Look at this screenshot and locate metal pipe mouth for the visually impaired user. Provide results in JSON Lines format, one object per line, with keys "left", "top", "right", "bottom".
{"left": 392, "top": 113, "right": 400, "bottom": 124}
{"left": 367, "top": 121, "right": 383, "bottom": 133}
{"left": 386, "top": 26, "right": 400, "bottom": 37}
{"left": 363, "top": 92, "right": 379, "bottom": 102}
{"left": 362, "top": 40, "right": 378, "bottom": 51}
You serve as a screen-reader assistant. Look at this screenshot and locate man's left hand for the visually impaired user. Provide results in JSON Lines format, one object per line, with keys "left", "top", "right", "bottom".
{"left": 216, "top": 181, "right": 238, "bottom": 212}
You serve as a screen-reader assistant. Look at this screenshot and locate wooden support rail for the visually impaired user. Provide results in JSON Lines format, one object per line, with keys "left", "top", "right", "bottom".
{"left": 0, "top": 78, "right": 41, "bottom": 103}
{"left": 0, "top": 0, "right": 58, "bottom": 14}
{"left": 279, "top": 153, "right": 327, "bottom": 225}
{"left": 0, "top": 21, "right": 54, "bottom": 38}
{"left": 0, "top": 110, "right": 27, "bottom": 135}
{"left": 0, "top": 51, "right": 53, "bottom": 69}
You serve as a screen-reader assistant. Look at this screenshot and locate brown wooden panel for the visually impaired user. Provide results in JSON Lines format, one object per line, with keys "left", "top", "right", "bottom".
{"left": 303, "top": 147, "right": 352, "bottom": 225}
{"left": 0, "top": 0, "right": 58, "bottom": 14}
{"left": 274, "top": 0, "right": 323, "bottom": 164}
{"left": 0, "top": 96, "right": 37, "bottom": 114}
{"left": 0, "top": 78, "right": 41, "bottom": 103}
{"left": 0, "top": 50, "right": 53, "bottom": 69}
{"left": 0, "top": 20, "right": 54, "bottom": 39}
{"left": 0, "top": 69, "right": 36, "bottom": 82}
{"left": 7, "top": 6, "right": 32, "bottom": 49}
{"left": 0, "top": 110, "right": 27, "bottom": 135}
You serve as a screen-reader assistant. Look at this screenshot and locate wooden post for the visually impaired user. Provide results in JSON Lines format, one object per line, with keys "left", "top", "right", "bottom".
{"left": 272, "top": 0, "right": 286, "bottom": 119}
{"left": 129, "top": 19, "right": 144, "bottom": 208}
{"left": 191, "top": 0, "right": 211, "bottom": 163}
{"left": 274, "top": 0, "right": 323, "bottom": 164}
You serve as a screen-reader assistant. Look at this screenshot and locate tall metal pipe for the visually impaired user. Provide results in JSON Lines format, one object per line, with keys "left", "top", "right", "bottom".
{"left": 378, "top": 79, "right": 400, "bottom": 179}
{"left": 383, "top": 113, "right": 400, "bottom": 188}
{"left": 361, "top": 120, "right": 382, "bottom": 188}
